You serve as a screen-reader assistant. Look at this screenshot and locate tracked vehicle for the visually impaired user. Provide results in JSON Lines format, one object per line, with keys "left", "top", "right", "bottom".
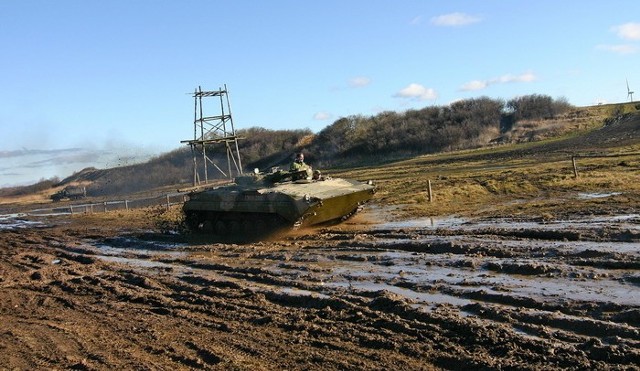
{"left": 50, "top": 186, "right": 86, "bottom": 202}
{"left": 183, "top": 169, "right": 375, "bottom": 238}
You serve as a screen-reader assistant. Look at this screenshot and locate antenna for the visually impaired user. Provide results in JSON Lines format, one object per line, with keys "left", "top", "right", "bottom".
{"left": 627, "top": 79, "right": 634, "bottom": 102}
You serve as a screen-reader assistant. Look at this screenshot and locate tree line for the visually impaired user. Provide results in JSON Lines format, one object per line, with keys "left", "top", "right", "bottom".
{"left": 306, "top": 94, "right": 572, "bottom": 168}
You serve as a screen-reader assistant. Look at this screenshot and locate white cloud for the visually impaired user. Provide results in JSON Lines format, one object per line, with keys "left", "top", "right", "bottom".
{"left": 409, "top": 15, "right": 423, "bottom": 25}
{"left": 596, "top": 44, "right": 638, "bottom": 55}
{"left": 430, "top": 12, "right": 481, "bottom": 27}
{"left": 348, "top": 76, "right": 371, "bottom": 88}
{"left": 497, "top": 71, "right": 536, "bottom": 83}
{"left": 612, "top": 22, "right": 640, "bottom": 40}
{"left": 393, "top": 83, "right": 438, "bottom": 101}
{"left": 460, "top": 72, "right": 537, "bottom": 91}
{"left": 460, "top": 80, "right": 488, "bottom": 91}
{"left": 313, "top": 111, "right": 332, "bottom": 121}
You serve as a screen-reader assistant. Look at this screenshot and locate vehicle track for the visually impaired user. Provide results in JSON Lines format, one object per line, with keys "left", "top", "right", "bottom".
{"left": 1, "top": 211, "right": 639, "bottom": 369}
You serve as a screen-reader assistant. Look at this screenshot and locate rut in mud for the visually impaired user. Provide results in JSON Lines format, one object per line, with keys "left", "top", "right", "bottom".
{"left": 1, "top": 210, "right": 638, "bottom": 370}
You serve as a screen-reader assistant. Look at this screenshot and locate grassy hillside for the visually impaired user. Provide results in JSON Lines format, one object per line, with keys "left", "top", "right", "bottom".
{"left": 333, "top": 108, "right": 640, "bottom": 220}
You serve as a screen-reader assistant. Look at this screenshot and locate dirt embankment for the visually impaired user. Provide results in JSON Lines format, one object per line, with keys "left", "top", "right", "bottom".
{"left": 1, "top": 207, "right": 638, "bottom": 370}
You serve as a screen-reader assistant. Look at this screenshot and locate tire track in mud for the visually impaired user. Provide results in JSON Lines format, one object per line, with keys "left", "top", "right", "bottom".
{"left": 86, "top": 234, "right": 590, "bottom": 368}
{"left": 166, "top": 228, "right": 638, "bottom": 367}
{"left": 156, "top": 222, "right": 639, "bottom": 368}
{"left": 2, "top": 215, "right": 640, "bottom": 369}
{"left": 328, "top": 226, "right": 640, "bottom": 355}
{"left": 1, "top": 230, "right": 252, "bottom": 368}
{"left": 86, "top": 272, "right": 277, "bottom": 369}
{"left": 165, "top": 268, "right": 431, "bottom": 368}
{"left": 51, "top": 252, "right": 416, "bottom": 369}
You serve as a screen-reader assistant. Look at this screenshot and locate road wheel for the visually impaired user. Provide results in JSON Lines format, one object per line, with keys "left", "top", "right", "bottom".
{"left": 229, "top": 220, "right": 241, "bottom": 235}
{"left": 185, "top": 212, "right": 203, "bottom": 231}
{"left": 255, "top": 219, "right": 267, "bottom": 235}
{"left": 214, "top": 220, "right": 226, "bottom": 236}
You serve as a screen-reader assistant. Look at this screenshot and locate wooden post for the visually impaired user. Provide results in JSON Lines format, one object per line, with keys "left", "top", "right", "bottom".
{"left": 166, "top": 194, "right": 170, "bottom": 209}
{"left": 572, "top": 156, "right": 579, "bottom": 178}
{"left": 428, "top": 180, "right": 433, "bottom": 202}
{"left": 125, "top": 200, "right": 129, "bottom": 210}
{"left": 104, "top": 202, "right": 107, "bottom": 213}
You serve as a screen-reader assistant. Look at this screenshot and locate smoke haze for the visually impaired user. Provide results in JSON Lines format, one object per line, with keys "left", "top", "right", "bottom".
{"left": 0, "top": 145, "right": 158, "bottom": 187}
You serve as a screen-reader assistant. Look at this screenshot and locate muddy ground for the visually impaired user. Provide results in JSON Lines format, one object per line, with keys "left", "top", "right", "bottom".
{"left": 1, "top": 199, "right": 639, "bottom": 371}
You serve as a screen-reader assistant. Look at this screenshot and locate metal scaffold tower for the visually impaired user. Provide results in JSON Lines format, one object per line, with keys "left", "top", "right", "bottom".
{"left": 181, "top": 85, "right": 243, "bottom": 186}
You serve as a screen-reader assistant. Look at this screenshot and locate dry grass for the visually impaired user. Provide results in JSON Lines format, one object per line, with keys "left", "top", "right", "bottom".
{"left": 331, "top": 141, "right": 640, "bottom": 221}
{"left": 0, "top": 187, "right": 59, "bottom": 205}
{"left": 0, "top": 193, "right": 49, "bottom": 206}
{"left": 0, "top": 181, "right": 91, "bottom": 206}
{"left": 67, "top": 205, "right": 185, "bottom": 233}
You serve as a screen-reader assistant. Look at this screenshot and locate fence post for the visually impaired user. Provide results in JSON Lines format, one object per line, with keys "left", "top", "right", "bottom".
{"left": 572, "top": 156, "right": 579, "bottom": 178}
{"left": 104, "top": 202, "right": 108, "bottom": 213}
{"left": 427, "top": 180, "right": 433, "bottom": 202}
{"left": 166, "top": 194, "right": 170, "bottom": 209}
{"left": 125, "top": 200, "right": 129, "bottom": 210}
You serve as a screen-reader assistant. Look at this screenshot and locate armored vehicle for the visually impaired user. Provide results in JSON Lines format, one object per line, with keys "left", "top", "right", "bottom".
{"left": 183, "top": 169, "right": 375, "bottom": 238}
{"left": 51, "top": 186, "right": 86, "bottom": 202}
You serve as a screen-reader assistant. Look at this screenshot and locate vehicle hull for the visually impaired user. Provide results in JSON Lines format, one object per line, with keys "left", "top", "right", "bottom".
{"left": 183, "top": 177, "right": 375, "bottom": 236}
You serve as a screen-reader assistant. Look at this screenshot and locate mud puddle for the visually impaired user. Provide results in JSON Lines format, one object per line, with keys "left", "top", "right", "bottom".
{"left": 578, "top": 192, "right": 623, "bottom": 199}
{"left": 76, "top": 219, "right": 640, "bottom": 360}
{"left": 85, "top": 222, "right": 640, "bottom": 318}
{"left": 375, "top": 214, "right": 640, "bottom": 233}
{"left": 0, "top": 213, "right": 43, "bottom": 230}
{"left": 4, "top": 208, "right": 639, "bottom": 369}
{"left": 81, "top": 212, "right": 640, "bottom": 316}
{"left": 64, "top": 208, "right": 637, "bottom": 341}
{"left": 73, "top": 235, "right": 189, "bottom": 272}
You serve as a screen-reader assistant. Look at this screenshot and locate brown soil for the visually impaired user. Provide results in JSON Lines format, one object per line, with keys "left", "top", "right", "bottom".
{"left": 1, "top": 202, "right": 638, "bottom": 370}
{"left": 1, "top": 110, "right": 639, "bottom": 370}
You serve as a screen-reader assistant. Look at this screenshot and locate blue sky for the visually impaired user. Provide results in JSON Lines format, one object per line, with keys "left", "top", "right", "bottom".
{"left": 1, "top": 1, "right": 639, "bottom": 186}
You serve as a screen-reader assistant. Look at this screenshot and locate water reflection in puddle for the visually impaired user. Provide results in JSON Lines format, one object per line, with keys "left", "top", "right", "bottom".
{"left": 0, "top": 214, "right": 43, "bottom": 230}
{"left": 278, "top": 287, "right": 330, "bottom": 299}
{"left": 99, "top": 255, "right": 177, "bottom": 269}
{"left": 374, "top": 216, "right": 467, "bottom": 230}
{"left": 82, "top": 238, "right": 188, "bottom": 272}
{"left": 578, "top": 192, "right": 623, "bottom": 199}
{"left": 327, "top": 281, "right": 473, "bottom": 308}
{"left": 262, "top": 244, "right": 640, "bottom": 307}
{"left": 373, "top": 212, "right": 639, "bottom": 233}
